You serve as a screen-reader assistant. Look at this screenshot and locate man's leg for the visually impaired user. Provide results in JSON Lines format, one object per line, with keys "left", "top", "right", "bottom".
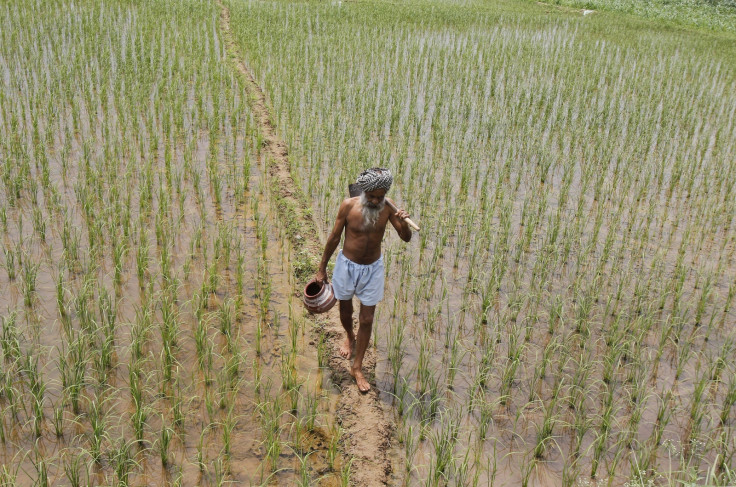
{"left": 338, "top": 299, "right": 355, "bottom": 358}
{"left": 351, "top": 303, "right": 375, "bottom": 392}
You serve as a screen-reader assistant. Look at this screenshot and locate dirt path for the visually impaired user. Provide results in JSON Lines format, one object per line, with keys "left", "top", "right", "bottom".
{"left": 217, "top": 3, "right": 396, "bottom": 485}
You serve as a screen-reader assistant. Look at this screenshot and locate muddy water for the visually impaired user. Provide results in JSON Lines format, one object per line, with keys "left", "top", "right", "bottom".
{"left": 373, "top": 181, "right": 736, "bottom": 486}
{"left": 0, "top": 128, "right": 342, "bottom": 485}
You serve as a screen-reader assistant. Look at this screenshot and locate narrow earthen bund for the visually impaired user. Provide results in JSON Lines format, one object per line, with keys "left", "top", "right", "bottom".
{"left": 303, "top": 279, "right": 337, "bottom": 314}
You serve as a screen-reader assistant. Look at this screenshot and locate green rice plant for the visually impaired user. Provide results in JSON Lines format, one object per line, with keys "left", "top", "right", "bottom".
{"left": 293, "top": 447, "right": 314, "bottom": 487}
{"left": 446, "top": 330, "right": 463, "bottom": 391}
{"left": 499, "top": 356, "right": 522, "bottom": 406}
{"left": 429, "top": 409, "right": 460, "bottom": 485}
{"left": 288, "top": 312, "right": 299, "bottom": 355}
{"left": 254, "top": 317, "right": 263, "bottom": 357}
{"left": 458, "top": 439, "right": 479, "bottom": 486}
{"left": 131, "top": 396, "right": 149, "bottom": 445}
{"left": 26, "top": 358, "right": 46, "bottom": 438}
{"left": 724, "top": 280, "right": 735, "bottom": 314}
{"left": 52, "top": 400, "right": 64, "bottom": 438}
{"left": 207, "top": 254, "right": 219, "bottom": 296}
{"left": 214, "top": 454, "right": 227, "bottom": 487}
{"left": 695, "top": 273, "right": 714, "bottom": 326}
{"left": 340, "top": 457, "right": 353, "bottom": 487}
{"left": 172, "top": 380, "right": 186, "bottom": 430}
{"left": 194, "top": 316, "right": 209, "bottom": 370}
{"left": 55, "top": 264, "right": 67, "bottom": 320}
{"left": 316, "top": 330, "right": 328, "bottom": 368}
{"left": 0, "top": 460, "right": 19, "bottom": 486}
{"left": 113, "top": 239, "right": 127, "bottom": 286}
{"left": 111, "top": 438, "right": 136, "bottom": 487}
{"left": 401, "top": 424, "right": 418, "bottom": 483}
{"left": 129, "top": 309, "right": 149, "bottom": 363}
{"left": 258, "top": 392, "right": 285, "bottom": 473}
{"left": 675, "top": 339, "right": 693, "bottom": 381}
{"left": 710, "top": 338, "right": 732, "bottom": 387}
{"left": 282, "top": 353, "right": 300, "bottom": 413}
{"left": 136, "top": 233, "right": 149, "bottom": 285}
{"left": 1, "top": 311, "right": 20, "bottom": 363}
{"left": 2, "top": 247, "right": 16, "bottom": 281}
{"left": 219, "top": 298, "right": 235, "bottom": 337}
{"left": 157, "top": 420, "right": 174, "bottom": 466}
{"left": 591, "top": 384, "right": 617, "bottom": 478}
{"left": 625, "top": 376, "right": 649, "bottom": 449}
{"left": 60, "top": 338, "right": 87, "bottom": 415}
{"left": 253, "top": 358, "right": 263, "bottom": 395}
{"left": 205, "top": 388, "right": 218, "bottom": 425}
{"left": 521, "top": 454, "right": 538, "bottom": 487}
{"left": 637, "top": 389, "right": 674, "bottom": 476}
{"left": 416, "top": 331, "right": 432, "bottom": 399}
{"left": 303, "top": 388, "right": 319, "bottom": 432}
{"left": 160, "top": 339, "right": 176, "bottom": 384}
{"left": 21, "top": 258, "right": 40, "bottom": 308}
{"left": 686, "top": 368, "right": 711, "bottom": 459}
{"left": 327, "top": 420, "right": 342, "bottom": 471}
{"left": 159, "top": 286, "right": 179, "bottom": 346}
{"left": 197, "top": 426, "right": 209, "bottom": 473}
{"left": 217, "top": 364, "right": 231, "bottom": 410}
{"left": 720, "top": 376, "right": 736, "bottom": 426}
{"left": 533, "top": 395, "right": 559, "bottom": 459}
{"left": 222, "top": 404, "right": 238, "bottom": 457}
{"left": 88, "top": 397, "right": 107, "bottom": 463}
{"left": 477, "top": 395, "right": 496, "bottom": 444}
{"left": 31, "top": 445, "right": 48, "bottom": 487}
{"left": 235, "top": 245, "right": 246, "bottom": 302}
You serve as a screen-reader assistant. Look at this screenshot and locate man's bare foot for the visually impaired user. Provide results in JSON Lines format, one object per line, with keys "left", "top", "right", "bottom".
{"left": 351, "top": 368, "right": 371, "bottom": 393}
{"left": 339, "top": 335, "right": 355, "bottom": 359}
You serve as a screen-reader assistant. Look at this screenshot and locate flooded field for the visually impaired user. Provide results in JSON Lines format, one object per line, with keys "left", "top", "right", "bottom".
{"left": 225, "top": 1, "right": 736, "bottom": 485}
{"left": 2, "top": 0, "right": 736, "bottom": 486}
{"left": 0, "top": 1, "right": 343, "bottom": 485}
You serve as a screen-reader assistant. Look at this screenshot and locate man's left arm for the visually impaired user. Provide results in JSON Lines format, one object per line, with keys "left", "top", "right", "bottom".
{"left": 387, "top": 198, "right": 412, "bottom": 242}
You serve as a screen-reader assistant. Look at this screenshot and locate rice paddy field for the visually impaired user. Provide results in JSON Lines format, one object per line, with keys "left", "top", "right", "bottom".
{"left": 0, "top": 1, "right": 345, "bottom": 485}
{"left": 1, "top": 0, "right": 736, "bottom": 486}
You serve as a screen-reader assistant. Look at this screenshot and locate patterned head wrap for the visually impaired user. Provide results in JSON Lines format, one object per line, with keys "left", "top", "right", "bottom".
{"left": 356, "top": 167, "right": 393, "bottom": 193}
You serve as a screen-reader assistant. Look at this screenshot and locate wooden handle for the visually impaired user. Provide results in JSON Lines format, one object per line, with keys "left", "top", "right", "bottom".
{"left": 386, "top": 200, "right": 420, "bottom": 232}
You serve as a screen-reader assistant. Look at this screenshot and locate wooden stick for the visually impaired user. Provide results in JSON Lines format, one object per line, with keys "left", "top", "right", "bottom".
{"left": 385, "top": 200, "right": 420, "bottom": 232}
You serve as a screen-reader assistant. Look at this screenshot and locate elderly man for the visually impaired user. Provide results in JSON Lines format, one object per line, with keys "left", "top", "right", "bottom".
{"left": 315, "top": 168, "right": 412, "bottom": 392}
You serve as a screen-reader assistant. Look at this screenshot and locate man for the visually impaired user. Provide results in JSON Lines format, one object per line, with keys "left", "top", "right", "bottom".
{"left": 315, "top": 168, "right": 412, "bottom": 392}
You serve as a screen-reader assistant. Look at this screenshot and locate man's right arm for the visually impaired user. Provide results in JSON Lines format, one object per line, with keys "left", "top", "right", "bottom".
{"left": 315, "top": 199, "right": 351, "bottom": 283}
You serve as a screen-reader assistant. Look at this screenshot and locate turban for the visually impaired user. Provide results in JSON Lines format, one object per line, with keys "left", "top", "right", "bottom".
{"left": 356, "top": 167, "right": 393, "bottom": 193}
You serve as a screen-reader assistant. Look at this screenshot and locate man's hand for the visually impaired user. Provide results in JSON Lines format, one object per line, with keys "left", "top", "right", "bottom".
{"left": 395, "top": 208, "right": 410, "bottom": 220}
{"left": 315, "top": 269, "right": 328, "bottom": 284}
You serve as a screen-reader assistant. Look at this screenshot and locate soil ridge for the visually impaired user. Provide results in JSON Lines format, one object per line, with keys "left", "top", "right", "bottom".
{"left": 217, "top": 2, "right": 396, "bottom": 485}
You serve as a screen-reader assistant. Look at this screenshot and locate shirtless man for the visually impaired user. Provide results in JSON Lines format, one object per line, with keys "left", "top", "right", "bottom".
{"left": 314, "top": 168, "right": 411, "bottom": 392}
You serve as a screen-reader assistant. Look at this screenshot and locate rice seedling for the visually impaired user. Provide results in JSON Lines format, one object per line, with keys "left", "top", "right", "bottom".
{"left": 428, "top": 409, "right": 461, "bottom": 485}
{"left": 326, "top": 420, "right": 342, "bottom": 472}
{"left": 87, "top": 396, "right": 107, "bottom": 464}
{"left": 31, "top": 445, "right": 48, "bottom": 487}
{"left": 0, "top": 462, "right": 18, "bottom": 487}
{"left": 157, "top": 420, "right": 174, "bottom": 467}
{"left": 258, "top": 391, "right": 286, "bottom": 473}
{"left": 111, "top": 438, "right": 136, "bottom": 487}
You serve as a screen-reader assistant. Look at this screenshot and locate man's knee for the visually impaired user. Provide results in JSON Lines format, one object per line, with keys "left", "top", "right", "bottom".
{"left": 359, "top": 305, "right": 375, "bottom": 325}
{"left": 339, "top": 300, "right": 353, "bottom": 318}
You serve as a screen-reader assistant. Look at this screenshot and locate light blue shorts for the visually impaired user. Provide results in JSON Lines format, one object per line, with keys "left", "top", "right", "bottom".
{"left": 332, "top": 251, "right": 385, "bottom": 306}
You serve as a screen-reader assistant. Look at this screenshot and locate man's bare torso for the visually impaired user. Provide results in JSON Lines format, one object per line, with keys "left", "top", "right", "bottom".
{"left": 341, "top": 197, "right": 390, "bottom": 265}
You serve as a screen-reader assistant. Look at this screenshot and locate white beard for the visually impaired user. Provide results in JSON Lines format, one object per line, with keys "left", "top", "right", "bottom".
{"left": 360, "top": 193, "right": 385, "bottom": 228}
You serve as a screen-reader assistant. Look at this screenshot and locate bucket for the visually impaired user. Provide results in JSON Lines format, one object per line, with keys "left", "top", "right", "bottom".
{"left": 303, "top": 279, "right": 337, "bottom": 314}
